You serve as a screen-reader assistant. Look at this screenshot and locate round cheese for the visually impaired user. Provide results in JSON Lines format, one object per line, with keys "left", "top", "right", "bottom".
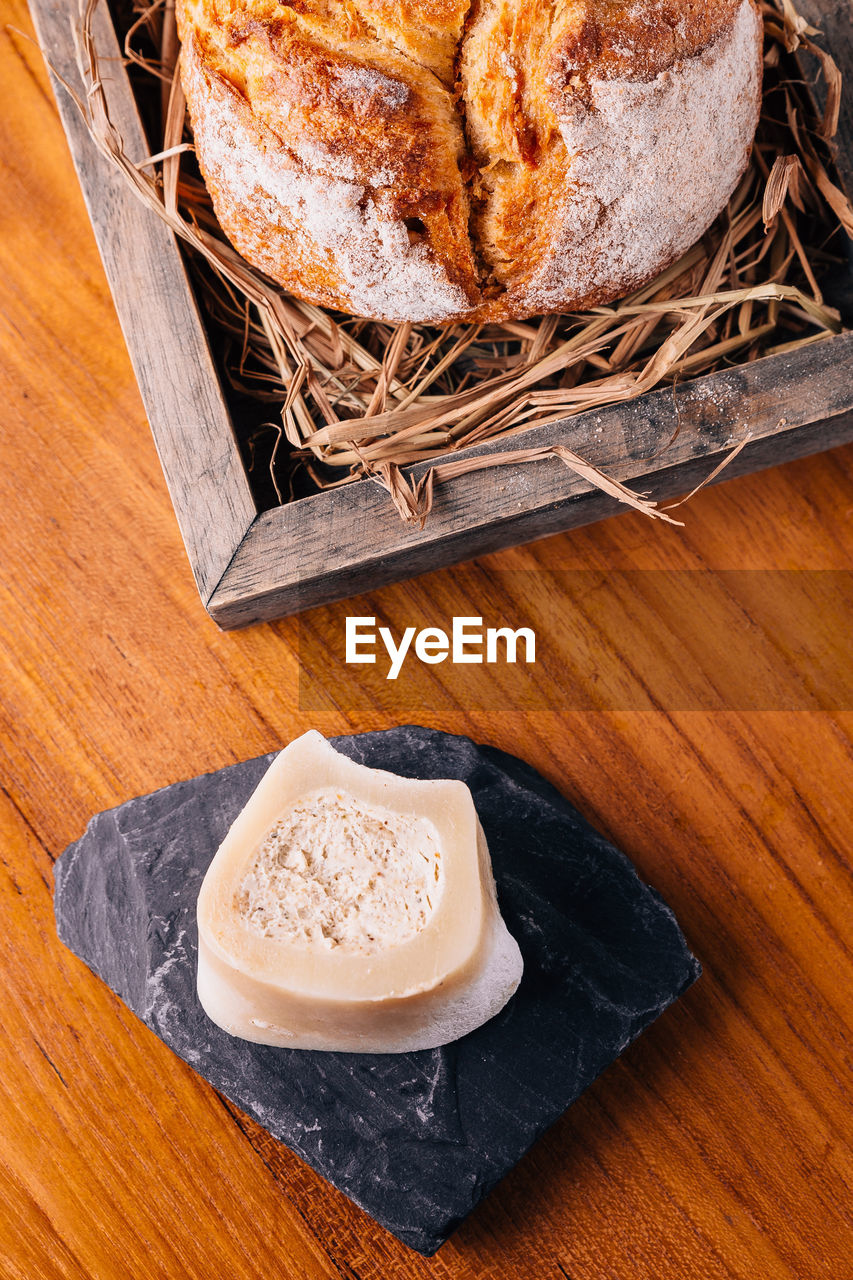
{"left": 196, "top": 731, "right": 524, "bottom": 1051}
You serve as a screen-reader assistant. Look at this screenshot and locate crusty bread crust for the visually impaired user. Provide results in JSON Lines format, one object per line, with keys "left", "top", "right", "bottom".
{"left": 176, "top": 0, "right": 763, "bottom": 324}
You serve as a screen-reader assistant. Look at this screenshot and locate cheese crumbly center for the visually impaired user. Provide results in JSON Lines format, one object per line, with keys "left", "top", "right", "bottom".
{"left": 235, "top": 788, "right": 443, "bottom": 952}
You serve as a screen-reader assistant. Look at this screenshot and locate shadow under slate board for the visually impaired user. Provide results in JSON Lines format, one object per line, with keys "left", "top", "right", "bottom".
{"left": 53, "top": 727, "right": 701, "bottom": 1254}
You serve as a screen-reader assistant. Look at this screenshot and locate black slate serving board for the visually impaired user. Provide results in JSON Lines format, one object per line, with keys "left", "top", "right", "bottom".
{"left": 54, "top": 727, "right": 701, "bottom": 1254}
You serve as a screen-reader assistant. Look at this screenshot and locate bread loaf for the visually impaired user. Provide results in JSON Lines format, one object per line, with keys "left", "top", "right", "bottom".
{"left": 176, "top": 0, "right": 763, "bottom": 325}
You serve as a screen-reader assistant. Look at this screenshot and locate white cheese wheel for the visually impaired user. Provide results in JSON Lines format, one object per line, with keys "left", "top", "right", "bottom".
{"left": 196, "top": 731, "right": 523, "bottom": 1052}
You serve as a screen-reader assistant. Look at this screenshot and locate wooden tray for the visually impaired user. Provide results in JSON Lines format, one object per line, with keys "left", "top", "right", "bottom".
{"left": 28, "top": 0, "right": 853, "bottom": 628}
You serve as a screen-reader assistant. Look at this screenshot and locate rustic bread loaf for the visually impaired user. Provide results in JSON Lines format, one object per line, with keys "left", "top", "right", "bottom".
{"left": 176, "top": 0, "right": 763, "bottom": 325}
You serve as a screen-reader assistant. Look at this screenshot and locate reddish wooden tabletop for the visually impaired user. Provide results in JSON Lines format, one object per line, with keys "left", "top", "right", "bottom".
{"left": 1, "top": 3, "right": 852, "bottom": 1277}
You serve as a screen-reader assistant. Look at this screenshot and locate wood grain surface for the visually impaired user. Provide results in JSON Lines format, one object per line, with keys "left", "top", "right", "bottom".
{"left": 1, "top": 2, "right": 852, "bottom": 1278}
{"left": 25, "top": 0, "right": 257, "bottom": 604}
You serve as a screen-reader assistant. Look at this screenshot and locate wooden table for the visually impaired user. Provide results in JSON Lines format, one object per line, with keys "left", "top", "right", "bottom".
{"left": 2, "top": 4, "right": 852, "bottom": 1276}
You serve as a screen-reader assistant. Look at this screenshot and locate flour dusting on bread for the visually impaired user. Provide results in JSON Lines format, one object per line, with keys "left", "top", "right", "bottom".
{"left": 518, "top": 0, "right": 763, "bottom": 314}
{"left": 183, "top": 40, "right": 474, "bottom": 321}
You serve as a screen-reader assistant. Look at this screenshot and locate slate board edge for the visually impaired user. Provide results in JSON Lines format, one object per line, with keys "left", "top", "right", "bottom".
{"left": 51, "top": 920, "right": 700, "bottom": 1255}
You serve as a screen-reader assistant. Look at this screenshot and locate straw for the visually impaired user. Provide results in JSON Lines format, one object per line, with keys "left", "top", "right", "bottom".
{"left": 70, "top": 0, "right": 852, "bottom": 525}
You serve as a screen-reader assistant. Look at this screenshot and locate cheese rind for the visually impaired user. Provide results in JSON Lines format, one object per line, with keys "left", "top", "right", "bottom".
{"left": 196, "top": 731, "right": 524, "bottom": 1051}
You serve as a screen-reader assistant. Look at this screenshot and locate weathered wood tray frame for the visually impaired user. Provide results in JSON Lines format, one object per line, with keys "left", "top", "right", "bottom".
{"left": 29, "top": 0, "right": 853, "bottom": 628}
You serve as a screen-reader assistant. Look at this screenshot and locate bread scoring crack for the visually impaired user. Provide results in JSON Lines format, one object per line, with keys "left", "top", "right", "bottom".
{"left": 457, "top": 0, "right": 569, "bottom": 303}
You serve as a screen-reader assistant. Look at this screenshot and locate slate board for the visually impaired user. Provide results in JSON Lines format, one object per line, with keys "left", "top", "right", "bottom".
{"left": 53, "top": 727, "right": 701, "bottom": 1254}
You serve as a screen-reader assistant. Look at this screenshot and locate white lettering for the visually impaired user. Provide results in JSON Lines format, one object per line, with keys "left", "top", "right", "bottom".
{"left": 414, "top": 628, "right": 449, "bottom": 664}
{"left": 486, "top": 627, "right": 536, "bottom": 664}
{"left": 345, "top": 615, "right": 536, "bottom": 678}
{"left": 379, "top": 625, "right": 417, "bottom": 681}
{"left": 345, "top": 616, "right": 377, "bottom": 663}
{"left": 452, "top": 616, "right": 484, "bottom": 664}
